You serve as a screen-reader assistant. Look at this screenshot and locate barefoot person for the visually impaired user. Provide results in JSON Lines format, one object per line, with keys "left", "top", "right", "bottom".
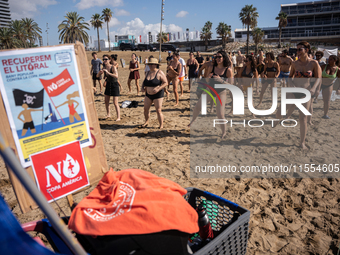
{"left": 198, "top": 54, "right": 216, "bottom": 78}
{"left": 275, "top": 41, "right": 322, "bottom": 150}
{"left": 167, "top": 52, "right": 182, "bottom": 106}
{"left": 127, "top": 53, "right": 140, "bottom": 96}
{"left": 110, "top": 54, "right": 123, "bottom": 92}
{"left": 98, "top": 54, "right": 120, "bottom": 121}
{"left": 189, "top": 50, "right": 233, "bottom": 139}
{"left": 315, "top": 51, "right": 326, "bottom": 66}
{"left": 257, "top": 52, "right": 280, "bottom": 107}
{"left": 195, "top": 51, "right": 205, "bottom": 74}
{"left": 255, "top": 50, "right": 265, "bottom": 94}
{"left": 187, "top": 52, "right": 199, "bottom": 91}
{"left": 278, "top": 49, "right": 294, "bottom": 87}
{"left": 177, "top": 52, "right": 187, "bottom": 96}
{"left": 236, "top": 51, "right": 245, "bottom": 75}
{"left": 320, "top": 55, "right": 340, "bottom": 119}
{"left": 140, "top": 58, "right": 168, "bottom": 128}
{"left": 90, "top": 52, "right": 103, "bottom": 94}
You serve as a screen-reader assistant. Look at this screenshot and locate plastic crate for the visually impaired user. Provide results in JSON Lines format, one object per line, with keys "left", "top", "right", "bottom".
{"left": 184, "top": 188, "right": 250, "bottom": 255}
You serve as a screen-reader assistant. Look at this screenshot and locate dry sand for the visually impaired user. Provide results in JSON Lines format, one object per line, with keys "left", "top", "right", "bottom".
{"left": 1, "top": 50, "right": 340, "bottom": 254}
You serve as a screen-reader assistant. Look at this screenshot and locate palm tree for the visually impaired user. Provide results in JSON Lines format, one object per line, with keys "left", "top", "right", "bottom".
{"left": 200, "top": 21, "right": 212, "bottom": 51}
{"left": 157, "top": 32, "right": 168, "bottom": 43}
{"left": 91, "top": 13, "right": 104, "bottom": 52}
{"left": 216, "top": 22, "right": 231, "bottom": 50}
{"left": 58, "top": 12, "right": 89, "bottom": 44}
{"left": 11, "top": 20, "right": 28, "bottom": 48}
{"left": 239, "top": 4, "right": 259, "bottom": 55}
{"left": 0, "top": 27, "right": 19, "bottom": 49}
{"left": 276, "top": 11, "right": 288, "bottom": 48}
{"left": 21, "top": 18, "right": 42, "bottom": 47}
{"left": 102, "top": 8, "right": 113, "bottom": 52}
{"left": 252, "top": 27, "right": 264, "bottom": 55}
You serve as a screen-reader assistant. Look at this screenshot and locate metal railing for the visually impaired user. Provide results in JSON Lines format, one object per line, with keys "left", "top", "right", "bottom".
{"left": 287, "top": 20, "right": 340, "bottom": 27}
{"left": 266, "top": 31, "right": 340, "bottom": 39}
{"left": 285, "top": 6, "right": 340, "bottom": 15}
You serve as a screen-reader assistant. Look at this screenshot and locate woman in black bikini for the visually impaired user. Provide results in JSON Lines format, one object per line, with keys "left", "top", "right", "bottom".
{"left": 186, "top": 52, "right": 199, "bottom": 91}
{"left": 275, "top": 41, "right": 322, "bottom": 150}
{"left": 189, "top": 51, "right": 233, "bottom": 139}
{"left": 320, "top": 55, "right": 340, "bottom": 119}
{"left": 166, "top": 52, "right": 182, "bottom": 106}
{"left": 257, "top": 52, "right": 280, "bottom": 107}
{"left": 255, "top": 50, "right": 265, "bottom": 94}
{"left": 236, "top": 55, "right": 258, "bottom": 117}
{"left": 236, "top": 55, "right": 258, "bottom": 91}
{"left": 140, "top": 58, "right": 168, "bottom": 129}
{"left": 97, "top": 54, "right": 120, "bottom": 121}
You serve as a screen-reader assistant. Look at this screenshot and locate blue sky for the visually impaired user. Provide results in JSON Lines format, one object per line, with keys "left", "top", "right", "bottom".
{"left": 10, "top": 0, "right": 313, "bottom": 46}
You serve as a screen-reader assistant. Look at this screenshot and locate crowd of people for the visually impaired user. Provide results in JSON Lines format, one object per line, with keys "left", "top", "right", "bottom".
{"left": 90, "top": 41, "right": 340, "bottom": 149}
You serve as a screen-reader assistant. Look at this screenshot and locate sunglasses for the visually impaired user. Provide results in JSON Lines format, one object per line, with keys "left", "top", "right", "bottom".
{"left": 297, "top": 48, "right": 305, "bottom": 52}
{"left": 215, "top": 56, "right": 222, "bottom": 59}
{"left": 316, "top": 55, "right": 321, "bottom": 57}
{"left": 103, "top": 58, "right": 109, "bottom": 61}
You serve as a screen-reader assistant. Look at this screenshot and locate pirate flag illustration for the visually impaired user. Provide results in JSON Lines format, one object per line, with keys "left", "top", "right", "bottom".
{"left": 13, "top": 89, "right": 44, "bottom": 136}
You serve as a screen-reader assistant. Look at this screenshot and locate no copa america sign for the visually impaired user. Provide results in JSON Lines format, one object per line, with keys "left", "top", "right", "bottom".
{"left": 201, "top": 85, "right": 311, "bottom": 116}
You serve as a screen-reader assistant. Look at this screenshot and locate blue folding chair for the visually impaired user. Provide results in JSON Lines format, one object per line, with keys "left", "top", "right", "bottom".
{"left": 0, "top": 193, "right": 71, "bottom": 255}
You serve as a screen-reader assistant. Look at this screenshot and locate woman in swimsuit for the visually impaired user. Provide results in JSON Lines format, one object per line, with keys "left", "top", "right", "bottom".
{"left": 127, "top": 53, "right": 140, "bottom": 96}
{"left": 110, "top": 54, "right": 123, "bottom": 92}
{"left": 236, "top": 55, "right": 258, "bottom": 117}
{"left": 166, "top": 52, "right": 182, "bottom": 106}
{"left": 236, "top": 55, "right": 258, "bottom": 91}
{"left": 56, "top": 91, "right": 81, "bottom": 123}
{"left": 275, "top": 41, "right": 322, "bottom": 150}
{"left": 186, "top": 52, "right": 199, "bottom": 92}
{"left": 98, "top": 54, "right": 120, "bottom": 121}
{"left": 320, "top": 55, "right": 340, "bottom": 119}
{"left": 255, "top": 50, "right": 265, "bottom": 94}
{"left": 257, "top": 52, "right": 280, "bottom": 107}
{"left": 140, "top": 58, "right": 168, "bottom": 128}
{"left": 189, "top": 51, "right": 233, "bottom": 139}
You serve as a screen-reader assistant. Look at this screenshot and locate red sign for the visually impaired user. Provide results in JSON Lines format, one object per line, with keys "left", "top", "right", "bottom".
{"left": 40, "top": 68, "right": 74, "bottom": 97}
{"left": 30, "top": 141, "right": 89, "bottom": 202}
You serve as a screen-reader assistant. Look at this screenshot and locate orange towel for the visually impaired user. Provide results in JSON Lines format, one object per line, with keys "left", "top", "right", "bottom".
{"left": 68, "top": 168, "right": 199, "bottom": 236}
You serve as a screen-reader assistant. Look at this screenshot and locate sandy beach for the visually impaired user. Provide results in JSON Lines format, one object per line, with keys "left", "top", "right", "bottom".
{"left": 1, "top": 50, "right": 340, "bottom": 254}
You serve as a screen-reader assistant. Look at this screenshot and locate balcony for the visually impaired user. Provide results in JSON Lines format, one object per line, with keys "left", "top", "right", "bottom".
{"left": 266, "top": 31, "right": 340, "bottom": 39}
{"left": 287, "top": 20, "right": 340, "bottom": 27}
{"left": 284, "top": 6, "right": 340, "bottom": 15}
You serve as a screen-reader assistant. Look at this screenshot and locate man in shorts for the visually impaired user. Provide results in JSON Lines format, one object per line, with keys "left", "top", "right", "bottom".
{"left": 278, "top": 49, "right": 294, "bottom": 87}
{"left": 177, "top": 51, "right": 187, "bottom": 95}
{"left": 90, "top": 52, "right": 103, "bottom": 94}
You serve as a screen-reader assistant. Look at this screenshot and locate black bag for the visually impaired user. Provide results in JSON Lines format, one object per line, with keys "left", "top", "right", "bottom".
{"left": 128, "top": 101, "right": 139, "bottom": 108}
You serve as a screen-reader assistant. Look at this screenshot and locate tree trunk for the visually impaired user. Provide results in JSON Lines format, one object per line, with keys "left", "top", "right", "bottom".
{"left": 205, "top": 38, "right": 208, "bottom": 51}
{"left": 97, "top": 27, "right": 101, "bottom": 52}
{"left": 278, "top": 27, "right": 282, "bottom": 48}
{"left": 255, "top": 43, "right": 258, "bottom": 55}
{"left": 107, "top": 21, "right": 111, "bottom": 52}
{"left": 246, "top": 24, "right": 250, "bottom": 55}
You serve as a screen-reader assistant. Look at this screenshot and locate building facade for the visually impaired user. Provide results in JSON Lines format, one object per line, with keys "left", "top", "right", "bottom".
{"left": 235, "top": 0, "right": 340, "bottom": 45}
{"left": 0, "top": 0, "right": 11, "bottom": 27}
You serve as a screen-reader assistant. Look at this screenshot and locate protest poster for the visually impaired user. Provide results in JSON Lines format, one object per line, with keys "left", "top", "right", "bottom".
{"left": 0, "top": 45, "right": 92, "bottom": 168}
{"left": 0, "top": 43, "right": 108, "bottom": 213}
{"left": 31, "top": 141, "right": 89, "bottom": 202}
